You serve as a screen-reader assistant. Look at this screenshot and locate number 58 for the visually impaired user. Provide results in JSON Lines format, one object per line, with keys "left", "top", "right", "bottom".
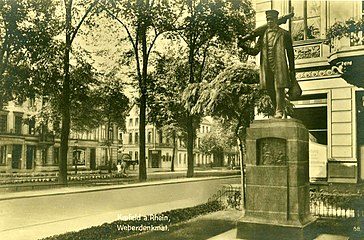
{"left": 353, "top": 226, "right": 361, "bottom": 232}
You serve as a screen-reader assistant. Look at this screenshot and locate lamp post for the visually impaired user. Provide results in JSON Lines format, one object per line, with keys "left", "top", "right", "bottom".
{"left": 75, "top": 139, "right": 78, "bottom": 174}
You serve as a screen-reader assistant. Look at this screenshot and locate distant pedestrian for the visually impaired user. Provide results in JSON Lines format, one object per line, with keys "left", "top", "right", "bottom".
{"left": 118, "top": 160, "right": 127, "bottom": 176}
{"left": 117, "top": 161, "right": 122, "bottom": 173}
{"left": 122, "top": 161, "right": 127, "bottom": 175}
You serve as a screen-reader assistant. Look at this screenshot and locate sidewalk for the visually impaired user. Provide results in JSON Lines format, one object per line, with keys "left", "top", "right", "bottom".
{"left": 0, "top": 174, "right": 239, "bottom": 201}
{"left": 0, "top": 168, "right": 240, "bottom": 194}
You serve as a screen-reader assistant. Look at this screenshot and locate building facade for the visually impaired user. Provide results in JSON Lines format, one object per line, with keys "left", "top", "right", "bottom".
{"left": 121, "top": 104, "right": 216, "bottom": 170}
{"left": 0, "top": 99, "right": 120, "bottom": 173}
{"left": 253, "top": 0, "right": 364, "bottom": 183}
{"left": 0, "top": 99, "right": 219, "bottom": 173}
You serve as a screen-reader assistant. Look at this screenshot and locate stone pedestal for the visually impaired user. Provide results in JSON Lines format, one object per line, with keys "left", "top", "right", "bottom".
{"left": 237, "top": 119, "right": 317, "bottom": 240}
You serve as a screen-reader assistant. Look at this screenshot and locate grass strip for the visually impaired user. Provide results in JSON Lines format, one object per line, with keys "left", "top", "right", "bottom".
{"left": 42, "top": 201, "right": 223, "bottom": 240}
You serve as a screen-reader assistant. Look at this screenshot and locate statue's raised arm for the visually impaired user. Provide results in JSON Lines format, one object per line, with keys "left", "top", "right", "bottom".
{"left": 238, "top": 11, "right": 294, "bottom": 44}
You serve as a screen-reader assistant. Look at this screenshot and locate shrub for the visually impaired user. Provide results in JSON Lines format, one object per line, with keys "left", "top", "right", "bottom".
{"left": 41, "top": 201, "right": 223, "bottom": 240}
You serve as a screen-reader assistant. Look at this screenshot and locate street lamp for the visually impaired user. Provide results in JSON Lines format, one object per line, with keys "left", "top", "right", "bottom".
{"left": 75, "top": 139, "right": 78, "bottom": 174}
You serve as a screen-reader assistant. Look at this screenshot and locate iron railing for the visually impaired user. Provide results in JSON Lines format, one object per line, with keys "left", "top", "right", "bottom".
{"left": 310, "top": 190, "right": 364, "bottom": 219}
{"left": 209, "top": 187, "right": 364, "bottom": 220}
{"left": 208, "top": 184, "right": 242, "bottom": 210}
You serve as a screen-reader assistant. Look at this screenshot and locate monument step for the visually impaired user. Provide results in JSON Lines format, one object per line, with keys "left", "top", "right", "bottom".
{"left": 314, "top": 234, "right": 349, "bottom": 240}
{"left": 207, "top": 229, "right": 350, "bottom": 240}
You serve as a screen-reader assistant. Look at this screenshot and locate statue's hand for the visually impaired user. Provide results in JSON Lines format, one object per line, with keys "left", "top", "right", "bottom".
{"left": 238, "top": 34, "right": 255, "bottom": 48}
{"left": 237, "top": 37, "right": 246, "bottom": 49}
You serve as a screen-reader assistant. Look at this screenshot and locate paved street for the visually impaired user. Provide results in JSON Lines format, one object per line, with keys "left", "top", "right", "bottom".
{"left": 0, "top": 175, "right": 240, "bottom": 240}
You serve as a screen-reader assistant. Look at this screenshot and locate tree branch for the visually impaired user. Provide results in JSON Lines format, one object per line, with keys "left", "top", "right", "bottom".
{"left": 198, "top": 43, "right": 209, "bottom": 81}
{"left": 146, "top": 28, "right": 161, "bottom": 59}
{"left": 134, "top": 23, "right": 143, "bottom": 89}
{"left": 100, "top": 4, "right": 138, "bottom": 58}
{"left": 70, "top": 0, "right": 101, "bottom": 44}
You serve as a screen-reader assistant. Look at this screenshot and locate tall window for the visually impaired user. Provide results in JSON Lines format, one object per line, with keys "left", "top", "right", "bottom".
{"left": 147, "top": 131, "right": 152, "bottom": 143}
{"left": 0, "top": 114, "right": 7, "bottom": 133}
{"left": 159, "top": 131, "right": 163, "bottom": 143}
{"left": 91, "top": 130, "right": 96, "bottom": 140}
{"left": 135, "top": 118, "right": 139, "bottom": 126}
{"left": 14, "top": 115, "right": 23, "bottom": 135}
{"left": 28, "top": 117, "right": 35, "bottom": 135}
{"left": 129, "top": 118, "right": 133, "bottom": 126}
{"left": 101, "top": 148, "right": 107, "bottom": 165}
{"left": 292, "top": 94, "right": 327, "bottom": 145}
{"left": 129, "top": 133, "right": 132, "bottom": 144}
{"left": 42, "top": 148, "right": 48, "bottom": 165}
{"left": 28, "top": 97, "right": 36, "bottom": 108}
{"left": 53, "top": 147, "right": 60, "bottom": 164}
{"left": 101, "top": 126, "right": 106, "bottom": 139}
{"left": 135, "top": 132, "right": 139, "bottom": 144}
{"left": 108, "top": 124, "right": 114, "bottom": 140}
{"left": 135, "top": 151, "right": 138, "bottom": 160}
{"left": 291, "top": 0, "right": 321, "bottom": 41}
{"left": 0, "top": 146, "right": 6, "bottom": 165}
{"left": 119, "top": 132, "right": 123, "bottom": 141}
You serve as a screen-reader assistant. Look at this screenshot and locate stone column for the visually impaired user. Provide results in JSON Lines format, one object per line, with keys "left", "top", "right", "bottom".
{"left": 237, "top": 119, "right": 317, "bottom": 240}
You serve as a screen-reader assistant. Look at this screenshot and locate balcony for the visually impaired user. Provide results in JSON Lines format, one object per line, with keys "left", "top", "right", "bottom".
{"left": 323, "top": 19, "right": 364, "bottom": 87}
{"left": 294, "top": 39, "right": 325, "bottom": 60}
{"left": 327, "top": 36, "right": 364, "bottom": 88}
{"left": 292, "top": 39, "right": 335, "bottom": 81}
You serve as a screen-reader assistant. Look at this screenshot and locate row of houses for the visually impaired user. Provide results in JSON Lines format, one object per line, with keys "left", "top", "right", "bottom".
{"left": 0, "top": 101, "right": 224, "bottom": 174}
{"left": 120, "top": 105, "right": 226, "bottom": 169}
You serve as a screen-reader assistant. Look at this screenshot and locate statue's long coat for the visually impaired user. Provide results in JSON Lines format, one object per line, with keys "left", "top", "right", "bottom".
{"left": 245, "top": 27, "right": 295, "bottom": 90}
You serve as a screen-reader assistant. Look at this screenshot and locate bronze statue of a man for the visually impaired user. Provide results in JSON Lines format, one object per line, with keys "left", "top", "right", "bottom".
{"left": 240, "top": 10, "right": 297, "bottom": 119}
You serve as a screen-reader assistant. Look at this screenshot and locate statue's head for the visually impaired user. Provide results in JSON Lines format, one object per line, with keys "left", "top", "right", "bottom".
{"left": 266, "top": 9, "right": 279, "bottom": 29}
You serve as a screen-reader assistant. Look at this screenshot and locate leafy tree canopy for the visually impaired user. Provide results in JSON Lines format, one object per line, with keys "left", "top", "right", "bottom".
{"left": 198, "top": 123, "right": 236, "bottom": 156}
{"left": 191, "top": 63, "right": 271, "bottom": 136}
{"left": 0, "top": 0, "right": 62, "bottom": 106}
{"left": 148, "top": 44, "right": 201, "bottom": 136}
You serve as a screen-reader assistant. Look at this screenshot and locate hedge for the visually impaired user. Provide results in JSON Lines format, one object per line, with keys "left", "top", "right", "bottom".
{"left": 41, "top": 200, "right": 223, "bottom": 240}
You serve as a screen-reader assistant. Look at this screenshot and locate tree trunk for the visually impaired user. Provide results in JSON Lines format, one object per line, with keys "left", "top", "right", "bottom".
{"left": 237, "top": 137, "right": 246, "bottom": 211}
{"left": 186, "top": 18, "right": 196, "bottom": 178}
{"left": 58, "top": 0, "right": 73, "bottom": 185}
{"left": 139, "top": 93, "right": 147, "bottom": 181}
{"left": 171, "top": 131, "right": 176, "bottom": 172}
{"left": 107, "top": 118, "right": 112, "bottom": 173}
{"left": 186, "top": 115, "right": 194, "bottom": 177}
{"left": 107, "top": 145, "right": 112, "bottom": 173}
{"left": 138, "top": 17, "right": 148, "bottom": 181}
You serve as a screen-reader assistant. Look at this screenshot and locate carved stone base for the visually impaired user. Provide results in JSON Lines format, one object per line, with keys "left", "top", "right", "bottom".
{"left": 236, "top": 218, "right": 317, "bottom": 240}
